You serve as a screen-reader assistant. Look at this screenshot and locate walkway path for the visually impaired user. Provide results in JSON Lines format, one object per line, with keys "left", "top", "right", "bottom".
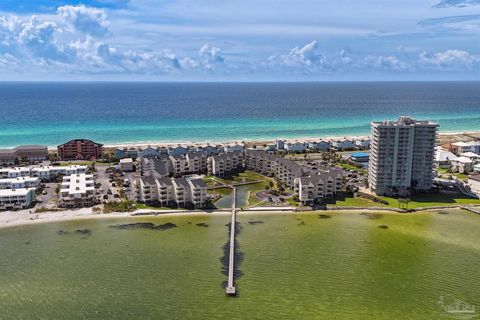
{"left": 226, "top": 187, "right": 237, "bottom": 296}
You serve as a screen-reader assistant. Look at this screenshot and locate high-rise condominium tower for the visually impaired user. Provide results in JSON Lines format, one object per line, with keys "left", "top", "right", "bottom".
{"left": 368, "top": 116, "right": 438, "bottom": 196}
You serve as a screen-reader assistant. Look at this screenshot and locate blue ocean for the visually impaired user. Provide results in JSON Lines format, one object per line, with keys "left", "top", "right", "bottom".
{"left": 0, "top": 82, "right": 479, "bottom": 148}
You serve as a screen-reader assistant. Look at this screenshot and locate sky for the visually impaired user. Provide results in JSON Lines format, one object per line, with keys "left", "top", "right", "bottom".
{"left": 0, "top": 0, "right": 479, "bottom": 81}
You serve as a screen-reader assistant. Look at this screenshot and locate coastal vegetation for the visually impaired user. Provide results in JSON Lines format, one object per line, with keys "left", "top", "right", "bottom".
{"left": 103, "top": 200, "right": 136, "bottom": 213}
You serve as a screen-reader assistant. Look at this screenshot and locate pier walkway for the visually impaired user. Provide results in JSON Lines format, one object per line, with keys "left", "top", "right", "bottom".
{"left": 226, "top": 187, "right": 237, "bottom": 296}
{"left": 461, "top": 205, "right": 480, "bottom": 215}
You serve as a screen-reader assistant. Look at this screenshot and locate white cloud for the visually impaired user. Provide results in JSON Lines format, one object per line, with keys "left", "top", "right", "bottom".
{"left": 58, "top": 5, "right": 110, "bottom": 37}
{"left": 419, "top": 49, "right": 480, "bottom": 69}
{"left": 433, "top": 0, "right": 480, "bottom": 8}
{"left": 271, "top": 41, "right": 326, "bottom": 68}
{"left": 198, "top": 43, "right": 225, "bottom": 70}
{"left": 362, "top": 55, "right": 408, "bottom": 71}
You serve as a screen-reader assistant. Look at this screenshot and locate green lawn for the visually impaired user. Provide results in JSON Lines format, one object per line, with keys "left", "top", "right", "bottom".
{"left": 436, "top": 168, "right": 470, "bottom": 181}
{"left": 330, "top": 192, "right": 480, "bottom": 209}
{"left": 208, "top": 187, "right": 232, "bottom": 196}
{"left": 338, "top": 163, "right": 368, "bottom": 175}
{"left": 210, "top": 171, "right": 268, "bottom": 185}
{"left": 331, "top": 196, "right": 387, "bottom": 208}
{"left": 379, "top": 193, "right": 480, "bottom": 208}
{"left": 58, "top": 161, "right": 96, "bottom": 166}
{"left": 245, "top": 182, "right": 270, "bottom": 206}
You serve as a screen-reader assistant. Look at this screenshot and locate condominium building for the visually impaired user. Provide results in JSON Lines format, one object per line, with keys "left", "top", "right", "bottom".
{"left": 132, "top": 176, "right": 208, "bottom": 208}
{"left": 58, "top": 139, "right": 103, "bottom": 161}
{"left": 0, "top": 145, "right": 48, "bottom": 165}
{"left": 295, "top": 168, "right": 343, "bottom": 205}
{"left": 208, "top": 151, "right": 244, "bottom": 177}
{"left": 0, "top": 188, "right": 35, "bottom": 210}
{"left": 0, "top": 177, "right": 40, "bottom": 189}
{"left": 244, "top": 150, "right": 343, "bottom": 203}
{"left": 14, "top": 145, "right": 48, "bottom": 161}
{"left": 368, "top": 116, "right": 438, "bottom": 196}
{"left": 59, "top": 173, "right": 96, "bottom": 208}
{"left": 31, "top": 165, "right": 88, "bottom": 181}
{"left": 0, "top": 149, "right": 17, "bottom": 165}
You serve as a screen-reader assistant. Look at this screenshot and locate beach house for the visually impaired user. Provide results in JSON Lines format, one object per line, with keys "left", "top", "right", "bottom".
{"left": 331, "top": 139, "right": 355, "bottom": 150}
{"left": 285, "top": 142, "right": 305, "bottom": 153}
{"left": 434, "top": 148, "right": 458, "bottom": 168}
{"left": 451, "top": 157, "right": 474, "bottom": 174}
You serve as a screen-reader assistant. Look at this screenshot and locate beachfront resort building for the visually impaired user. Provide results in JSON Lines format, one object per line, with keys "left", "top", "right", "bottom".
{"left": 58, "top": 139, "right": 103, "bottom": 161}
{"left": 243, "top": 149, "right": 343, "bottom": 204}
{"left": 59, "top": 173, "right": 96, "bottom": 208}
{"left": 132, "top": 176, "right": 208, "bottom": 208}
{"left": 0, "top": 188, "right": 35, "bottom": 210}
{"left": 368, "top": 116, "right": 438, "bottom": 196}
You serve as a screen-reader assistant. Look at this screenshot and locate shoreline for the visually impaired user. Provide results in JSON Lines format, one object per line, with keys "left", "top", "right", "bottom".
{"left": 0, "top": 206, "right": 464, "bottom": 230}
{"left": 35, "top": 130, "right": 480, "bottom": 151}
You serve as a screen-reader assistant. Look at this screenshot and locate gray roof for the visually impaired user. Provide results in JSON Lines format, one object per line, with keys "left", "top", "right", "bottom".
{"left": 140, "top": 176, "right": 157, "bottom": 185}
{"left": 189, "top": 178, "right": 207, "bottom": 188}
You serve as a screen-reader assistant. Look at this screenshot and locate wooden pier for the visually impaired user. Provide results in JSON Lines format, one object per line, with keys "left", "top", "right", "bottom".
{"left": 461, "top": 205, "right": 480, "bottom": 215}
{"left": 226, "top": 187, "right": 237, "bottom": 296}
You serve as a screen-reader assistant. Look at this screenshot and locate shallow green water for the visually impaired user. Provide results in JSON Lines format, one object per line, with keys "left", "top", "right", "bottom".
{"left": 0, "top": 210, "right": 479, "bottom": 319}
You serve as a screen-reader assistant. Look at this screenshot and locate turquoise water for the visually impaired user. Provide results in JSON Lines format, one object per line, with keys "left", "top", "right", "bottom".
{"left": 0, "top": 210, "right": 479, "bottom": 319}
{"left": 0, "top": 82, "right": 479, "bottom": 147}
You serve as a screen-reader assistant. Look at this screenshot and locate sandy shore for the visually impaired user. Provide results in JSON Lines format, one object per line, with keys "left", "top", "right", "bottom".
{"left": 80, "top": 131, "right": 480, "bottom": 150}
{"left": 40, "top": 130, "right": 480, "bottom": 151}
{"left": 0, "top": 205, "right": 450, "bottom": 230}
{"left": 0, "top": 207, "right": 236, "bottom": 229}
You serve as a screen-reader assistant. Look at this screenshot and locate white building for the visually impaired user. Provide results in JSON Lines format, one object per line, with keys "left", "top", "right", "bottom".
{"left": 275, "top": 140, "right": 285, "bottom": 150}
{"left": 285, "top": 142, "right": 305, "bottom": 152}
{"left": 208, "top": 152, "right": 243, "bottom": 177}
{"left": 31, "top": 165, "right": 88, "bottom": 181}
{"left": 0, "top": 177, "right": 40, "bottom": 189}
{"left": 59, "top": 173, "right": 96, "bottom": 208}
{"left": 296, "top": 169, "right": 343, "bottom": 205}
{"left": 368, "top": 116, "right": 438, "bottom": 196}
{"left": 451, "top": 141, "right": 480, "bottom": 156}
{"left": 0, "top": 167, "right": 31, "bottom": 178}
{"left": 133, "top": 176, "right": 208, "bottom": 208}
{"left": 119, "top": 158, "right": 134, "bottom": 172}
{"left": 460, "top": 152, "right": 480, "bottom": 163}
{"left": 331, "top": 139, "right": 355, "bottom": 150}
{"left": 355, "top": 139, "right": 371, "bottom": 149}
{"left": 0, "top": 188, "right": 35, "bottom": 210}
{"left": 224, "top": 144, "right": 244, "bottom": 153}
{"left": 451, "top": 157, "right": 474, "bottom": 174}
{"left": 434, "top": 148, "right": 458, "bottom": 168}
